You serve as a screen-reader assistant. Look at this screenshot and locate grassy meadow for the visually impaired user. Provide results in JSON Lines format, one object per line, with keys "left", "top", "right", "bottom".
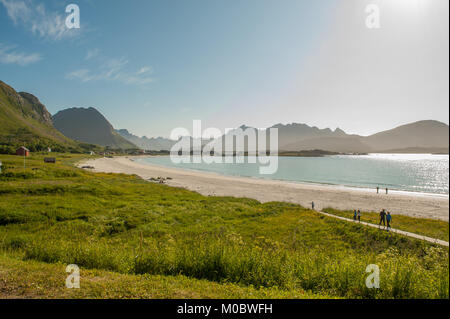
{"left": 0, "top": 154, "right": 448, "bottom": 299}
{"left": 323, "top": 208, "right": 449, "bottom": 241}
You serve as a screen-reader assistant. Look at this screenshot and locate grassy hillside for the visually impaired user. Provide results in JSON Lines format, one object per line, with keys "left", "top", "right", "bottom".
{"left": 0, "top": 154, "right": 448, "bottom": 299}
{"left": 323, "top": 208, "right": 449, "bottom": 241}
{"left": 0, "top": 81, "right": 99, "bottom": 154}
{"left": 0, "top": 254, "right": 325, "bottom": 299}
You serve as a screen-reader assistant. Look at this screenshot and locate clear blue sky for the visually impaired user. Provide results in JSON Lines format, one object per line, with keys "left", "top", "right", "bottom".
{"left": 1, "top": 0, "right": 448, "bottom": 137}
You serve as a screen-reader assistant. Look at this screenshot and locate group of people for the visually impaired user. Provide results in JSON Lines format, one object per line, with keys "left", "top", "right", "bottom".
{"left": 311, "top": 202, "right": 393, "bottom": 232}
{"left": 376, "top": 186, "right": 389, "bottom": 194}
{"left": 379, "top": 209, "right": 392, "bottom": 231}
{"left": 353, "top": 209, "right": 361, "bottom": 222}
{"left": 352, "top": 208, "right": 393, "bottom": 231}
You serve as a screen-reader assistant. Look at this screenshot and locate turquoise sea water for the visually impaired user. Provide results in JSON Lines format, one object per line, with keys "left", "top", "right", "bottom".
{"left": 136, "top": 154, "right": 449, "bottom": 195}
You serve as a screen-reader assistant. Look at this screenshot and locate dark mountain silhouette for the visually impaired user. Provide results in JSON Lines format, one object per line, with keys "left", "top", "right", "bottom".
{"left": 53, "top": 107, "right": 136, "bottom": 149}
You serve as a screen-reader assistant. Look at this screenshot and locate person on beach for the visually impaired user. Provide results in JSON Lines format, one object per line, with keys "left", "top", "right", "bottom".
{"left": 311, "top": 201, "right": 315, "bottom": 210}
{"left": 353, "top": 210, "right": 357, "bottom": 221}
{"left": 377, "top": 186, "right": 379, "bottom": 194}
{"left": 357, "top": 210, "right": 361, "bottom": 223}
{"left": 386, "top": 212, "right": 392, "bottom": 231}
{"left": 386, "top": 188, "right": 388, "bottom": 194}
{"left": 379, "top": 209, "right": 386, "bottom": 228}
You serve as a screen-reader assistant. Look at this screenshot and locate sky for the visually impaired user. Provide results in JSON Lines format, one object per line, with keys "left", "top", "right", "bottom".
{"left": 0, "top": 0, "right": 448, "bottom": 138}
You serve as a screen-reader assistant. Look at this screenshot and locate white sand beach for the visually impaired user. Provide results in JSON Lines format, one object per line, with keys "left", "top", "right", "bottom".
{"left": 79, "top": 156, "right": 450, "bottom": 221}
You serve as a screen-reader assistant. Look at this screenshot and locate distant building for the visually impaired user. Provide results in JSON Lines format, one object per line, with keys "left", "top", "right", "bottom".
{"left": 16, "top": 146, "right": 30, "bottom": 157}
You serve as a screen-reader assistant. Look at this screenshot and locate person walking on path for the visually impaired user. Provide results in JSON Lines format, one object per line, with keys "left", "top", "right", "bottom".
{"left": 379, "top": 209, "right": 386, "bottom": 229}
{"left": 353, "top": 210, "right": 357, "bottom": 221}
{"left": 386, "top": 212, "right": 392, "bottom": 231}
{"left": 357, "top": 210, "right": 361, "bottom": 223}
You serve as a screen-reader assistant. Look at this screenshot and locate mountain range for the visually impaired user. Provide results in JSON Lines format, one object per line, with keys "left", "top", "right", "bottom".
{"left": 0, "top": 79, "right": 448, "bottom": 154}
{"left": 117, "top": 120, "right": 448, "bottom": 154}
{"left": 116, "top": 129, "right": 175, "bottom": 151}
{"left": 0, "top": 80, "right": 135, "bottom": 153}
{"left": 273, "top": 121, "right": 449, "bottom": 153}
{"left": 0, "top": 80, "right": 91, "bottom": 153}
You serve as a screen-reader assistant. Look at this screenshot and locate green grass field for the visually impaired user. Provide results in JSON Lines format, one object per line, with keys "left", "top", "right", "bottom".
{"left": 323, "top": 208, "right": 449, "bottom": 241}
{"left": 0, "top": 154, "right": 448, "bottom": 299}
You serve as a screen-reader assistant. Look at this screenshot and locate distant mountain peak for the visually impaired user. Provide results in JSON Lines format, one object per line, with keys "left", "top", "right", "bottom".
{"left": 238, "top": 124, "right": 254, "bottom": 130}
{"left": 116, "top": 128, "right": 131, "bottom": 135}
{"left": 334, "top": 127, "right": 346, "bottom": 135}
{"left": 364, "top": 120, "right": 449, "bottom": 151}
{"left": 53, "top": 107, "right": 136, "bottom": 149}
{"left": 115, "top": 129, "right": 175, "bottom": 151}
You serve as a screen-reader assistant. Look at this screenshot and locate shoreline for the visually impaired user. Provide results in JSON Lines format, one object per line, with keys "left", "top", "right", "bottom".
{"left": 133, "top": 156, "right": 449, "bottom": 199}
{"left": 79, "top": 156, "right": 450, "bottom": 221}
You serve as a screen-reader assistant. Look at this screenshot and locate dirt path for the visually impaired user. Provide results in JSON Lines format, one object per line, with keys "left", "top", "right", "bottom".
{"left": 318, "top": 211, "right": 449, "bottom": 247}
{"left": 80, "top": 156, "right": 449, "bottom": 246}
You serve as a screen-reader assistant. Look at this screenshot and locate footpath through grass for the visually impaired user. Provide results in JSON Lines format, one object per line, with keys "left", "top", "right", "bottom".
{"left": 323, "top": 208, "right": 449, "bottom": 242}
{"left": 0, "top": 154, "right": 448, "bottom": 299}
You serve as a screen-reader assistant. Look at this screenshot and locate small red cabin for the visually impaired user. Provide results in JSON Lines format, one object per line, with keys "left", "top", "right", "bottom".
{"left": 16, "top": 146, "right": 30, "bottom": 157}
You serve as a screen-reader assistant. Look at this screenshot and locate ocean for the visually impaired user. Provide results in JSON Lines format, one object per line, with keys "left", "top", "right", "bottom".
{"left": 136, "top": 153, "right": 449, "bottom": 195}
